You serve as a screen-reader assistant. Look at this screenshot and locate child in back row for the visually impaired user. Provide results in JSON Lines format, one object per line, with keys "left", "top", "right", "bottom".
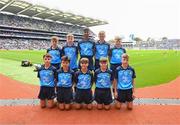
{"left": 109, "top": 36, "right": 126, "bottom": 93}
{"left": 78, "top": 28, "right": 95, "bottom": 71}
{"left": 62, "top": 33, "right": 78, "bottom": 72}
{"left": 94, "top": 31, "right": 110, "bottom": 70}
{"left": 47, "top": 36, "right": 62, "bottom": 70}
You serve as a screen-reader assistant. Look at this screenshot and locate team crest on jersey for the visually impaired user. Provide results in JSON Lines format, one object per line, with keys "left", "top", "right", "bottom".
{"left": 129, "top": 70, "right": 132, "bottom": 76}
{"left": 49, "top": 72, "right": 53, "bottom": 76}
{"left": 56, "top": 51, "right": 60, "bottom": 55}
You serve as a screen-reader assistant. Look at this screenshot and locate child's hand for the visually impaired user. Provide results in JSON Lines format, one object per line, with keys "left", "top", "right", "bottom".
{"left": 132, "top": 88, "right": 136, "bottom": 100}
{"left": 132, "top": 88, "right": 135, "bottom": 93}
{"left": 114, "top": 91, "right": 118, "bottom": 99}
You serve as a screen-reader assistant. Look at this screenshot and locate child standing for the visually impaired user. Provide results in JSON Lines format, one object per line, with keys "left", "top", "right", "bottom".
{"left": 78, "top": 28, "right": 95, "bottom": 71}
{"left": 62, "top": 33, "right": 78, "bottom": 72}
{"left": 47, "top": 36, "right": 62, "bottom": 70}
{"left": 95, "top": 31, "right": 110, "bottom": 70}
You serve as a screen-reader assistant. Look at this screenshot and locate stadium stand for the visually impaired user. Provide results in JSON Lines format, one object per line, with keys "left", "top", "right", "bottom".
{"left": 0, "top": 0, "right": 107, "bottom": 50}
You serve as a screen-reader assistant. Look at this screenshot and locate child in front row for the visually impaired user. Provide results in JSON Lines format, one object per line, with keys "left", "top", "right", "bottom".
{"left": 37, "top": 53, "right": 57, "bottom": 108}
{"left": 94, "top": 57, "right": 114, "bottom": 110}
{"left": 74, "top": 58, "right": 94, "bottom": 110}
{"left": 56, "top": 56, "right": 74, "bottom": 110}
{"left": 114, "top": 53, "right": 136, "bottom": 110}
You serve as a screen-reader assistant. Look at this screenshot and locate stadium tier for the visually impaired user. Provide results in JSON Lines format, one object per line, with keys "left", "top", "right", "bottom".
{"left": 0, "top": 13, "right": 83, "bottom": 49}
{"left": 0, "top": 0, "right": 108, "bottom": 50}
{"left": 0, "top": 13, "right": 96, "bottom": 50}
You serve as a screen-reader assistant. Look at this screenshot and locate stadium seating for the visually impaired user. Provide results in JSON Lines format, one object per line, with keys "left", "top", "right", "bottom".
{"left": 0, "top": 13, "right": 94, "bottom": 50}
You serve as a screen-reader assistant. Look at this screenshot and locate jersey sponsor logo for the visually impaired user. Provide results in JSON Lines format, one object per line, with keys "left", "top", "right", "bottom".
{"left": 49, "top": 50, "right": 60, "bottom": 63}
{"left": 77, "top": 74, "right": 91, "bottom": 89}
{"left": 117, "top": 70, "right": 133, "bottom": 89}
{"left": 96, "top": 45, "right": 108, "bottom": 58}
{"left": 40, "top": 70, "right": 54, "bottom": 86}
{"left": 110, "top": 49, "right": 124, "bottom": 63}
{"left": 80, "top": 42, "right": 93, "bottom": 56}
{"left": 57, "top": 73, "right": 72, "bottom": 87}
{"left": 96, "top": 73, "right": 111, "bottom": 88}
{"left": 65, "top": 47, "right": 76, "bottom": 58}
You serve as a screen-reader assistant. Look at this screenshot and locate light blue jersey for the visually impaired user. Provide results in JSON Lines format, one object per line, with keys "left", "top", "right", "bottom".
{"left": 115, "top": 66, "right": 136, "bottom": 90}
{"left": 75, "top": 70, "right": 93, "bottom": 89}
{"left": 94, "top": 69, "right": 113, "bottom": 88}
{"left": 110, "top": 47, "right": 126, "bottom": 64}
{"left": 37, "top": 65, "right": 56, "bottom": 87}
{"left": 78, "top": 39, "right": 95, "bottom": 56}
{"left": 95, "top": 41, "right": 110, "bottom": 59}
{"left": 47, "top": 47, "right": 61, "bottom": 64}
{"left": 56, "top": 68, "right": 74, "bottom": 87}
{"left": 62, "top": 44, "right": 78, "bottom": 70}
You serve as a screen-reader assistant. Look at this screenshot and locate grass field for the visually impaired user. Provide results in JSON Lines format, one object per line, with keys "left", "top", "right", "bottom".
{"left": 0, "top": 49, "right": 180, "bottom": 88}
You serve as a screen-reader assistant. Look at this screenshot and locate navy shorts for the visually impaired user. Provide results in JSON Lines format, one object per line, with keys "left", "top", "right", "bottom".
{"left": 95, "top": 59, "right": 100, "bottom": 70}
{"left": 51, "top": 63, "right": 60, "bottom": 70}
{"left": 38, "top": 86, "right": 55, "bottom": 100}
{"left": 110, "top": 63, "right": 121, "bottom": 73}
{"left": 94, "top": 88, "right": 113, "bottom": 105}
{"left": 116, "top": 89, "right": 133, "bottom": 103}
{"left": 75, "top": 88, "right": 93, "bottom": 104}
{"left": 56, "top": 87, "right": 73, "bottom": 104}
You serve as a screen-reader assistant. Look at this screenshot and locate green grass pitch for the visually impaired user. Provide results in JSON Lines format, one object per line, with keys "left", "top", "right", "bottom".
{"left": 0, "top": 50, "right": 180, "bottom": 88}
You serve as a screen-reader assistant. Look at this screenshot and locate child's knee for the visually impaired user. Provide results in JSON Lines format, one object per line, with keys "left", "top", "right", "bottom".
{"left": 127, "top": 107, "right": 133, "bottom": 110}
{"left": 104, "top": 105, "right": 111, "bottom": 110}
{"left": 40, "top": 100, "right": 46, "bottom": 108}
{"left": 47, "top": 100, "right": 54, "bottom": 108}
{"left": 58, "top": 104, "right": 65, "bottom": 110}
{"left": 97, "top": 104, "right": 103, "bottom": 110}
{"left": 127, "top": 102, "right": 133, "bottom": 110}
{"left": 65, "top": 104, "right": 71, "bottom": 110}
{"left": 47, "top": 104, "right": 54, "bottom": 108}
{"left": 40, "top": 105, "right": 46, "bottom": 108}
{"left": 75, "top": 104, "right": 81, "bottom": 110}
{"left": 115, "top": 101, "right": 122, "bottom": 109}
{"left": 87, "top": 104, "right": 93, "bottom": 110}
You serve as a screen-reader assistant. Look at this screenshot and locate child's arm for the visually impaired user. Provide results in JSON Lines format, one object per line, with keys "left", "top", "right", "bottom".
{"left": 90, "top": 71, "right": 94, "bottom": 88}
{"left": 132, "top": 68, "right": 136, "bottom": 98}
{"left": 94, "top": 71, "right": 97, "bottom": 85}
{"left": 114, "top": 79, "right": 118, "bottom": 98}
{"left": 73, "top": 71, "right": 78, "bottom": 91}
{"left": 37, "top": 66, "right": 41, "bottom": 78}
{"left": 108, "top": 48, "right": 112, "bottom": 61}
{"left": 54, "top": 69, "right": 58, "bottom": 87}
{"left": 114, "top": 69, "right": 118, "bottom": 98}
{"left": 72, "top": 71, "right": 76, "bottom": 93}
{"left": 132, "top": 79, "right": 135, "bottom": 96}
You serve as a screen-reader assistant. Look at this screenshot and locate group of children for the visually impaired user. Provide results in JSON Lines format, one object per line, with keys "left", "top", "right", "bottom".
{"left": 37, "top": 28, "right": 136, "bottom": 110}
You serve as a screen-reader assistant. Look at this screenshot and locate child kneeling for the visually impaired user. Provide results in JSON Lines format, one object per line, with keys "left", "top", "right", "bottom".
{"left": 37, "top": 54, "right": 57, "bottom": 108}
{"left": 74, "top": 58, "right": 93, "bottom": 110}
{"left": 94, "top": 57, "right": 114, "bottom": 110}
{"left": 56, "top": 56, "right": 74, "bottom": 110}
